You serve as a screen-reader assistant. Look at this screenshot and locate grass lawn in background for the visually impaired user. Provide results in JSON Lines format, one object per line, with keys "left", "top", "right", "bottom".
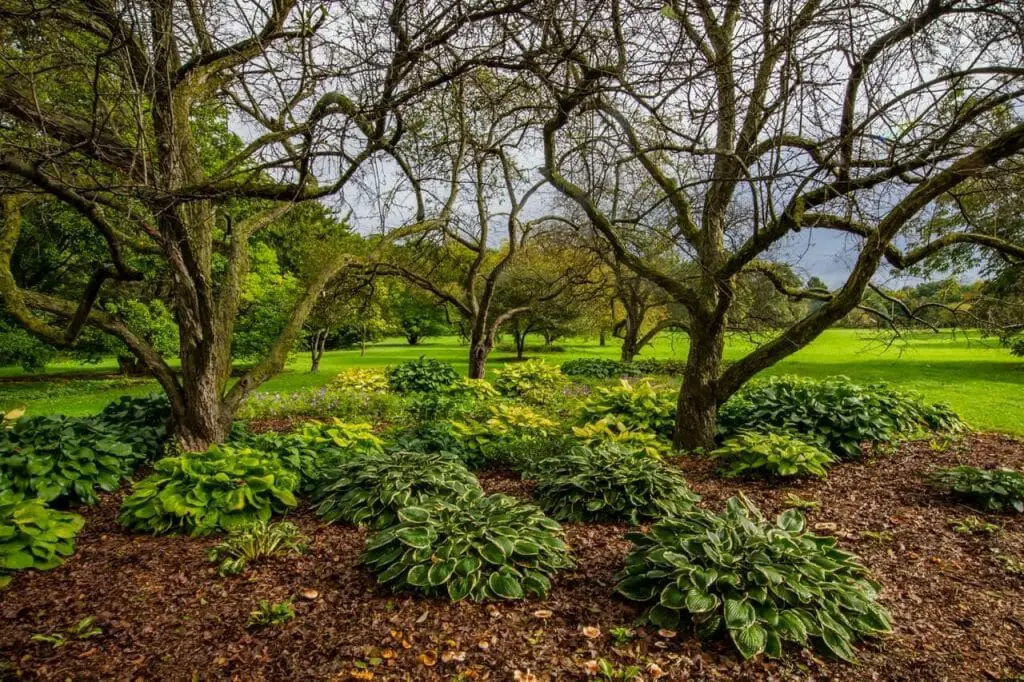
{"left": 0, "top": 328, "right": 1020, "bottom": 434}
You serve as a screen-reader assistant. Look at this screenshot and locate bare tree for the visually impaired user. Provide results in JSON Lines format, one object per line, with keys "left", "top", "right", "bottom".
{"left": 529, "top": 0, "right": 1024, "bottom": 449}
{"left": 0, "top": 0, "right": 526, "bottom": 448}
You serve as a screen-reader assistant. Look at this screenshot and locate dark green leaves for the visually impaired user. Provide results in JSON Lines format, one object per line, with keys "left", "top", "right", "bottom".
{"left": 930, "top": 465, "right": 1024, "bottom": 513}
{"left": 0, "top": 490, "right": 84, "bottom": 587}
{"left": 386, "top": 358, "right": 461, "bottom": 394}
{"left": 362, "top": 493, "right": 573, "bottom": 602}
{"left": 615, "top": 494, "right": 891, "bottom": 662}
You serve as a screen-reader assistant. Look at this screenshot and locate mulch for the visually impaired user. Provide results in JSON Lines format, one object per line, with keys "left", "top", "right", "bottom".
{"left": 1, "top": 434, "right": 1023, "bottom": 681}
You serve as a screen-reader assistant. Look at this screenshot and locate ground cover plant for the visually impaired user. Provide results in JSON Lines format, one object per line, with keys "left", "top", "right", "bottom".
{"left": 0, "top": 490, "right": 84, "bottom": 587}
{"left": 616, "top": 495, "right": 892, "bottom": 661}
{"left": 571, "top": 418, "right": 672, "bottom": 459}
{"left": 362, "top": 491, "right": 573, "bottom": 601}
{"left": 314, "top": 450, "right": 481, "bottom": 528}
{"left": 94, "top": 394, "right": 170, "bottom": 459}
{"left": 532, "top": 443, "right": 698, "bottom": 523}
{"left": 207, "top": 521, "right": 309, "bottom": 577}
{"left": 579, "top": 379, "right": 676, "bottom": 439}
{"left": 0, "top": 414, "right": 139, "bottom": 505}
{"left": 930, "top": 465, "right": 1024, "bottom": 512}
{"left": 449, "top": 403, "right": 560, "bottom": 468}
{"left": 386, "top": 358, "right": 461, "bottom": 394}
{"left": 118, "top": 445, "right": 299, "bottom": 536}
{"left": 710, "top": 431, "right": 835, "bottom": 478}
{"left": 490, "top": 359, "right": 566, "bottom": 401}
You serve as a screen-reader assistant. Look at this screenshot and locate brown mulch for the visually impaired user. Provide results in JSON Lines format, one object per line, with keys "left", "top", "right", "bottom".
{"left": 2, "top": 434, "right": 1023, "bottom": 681}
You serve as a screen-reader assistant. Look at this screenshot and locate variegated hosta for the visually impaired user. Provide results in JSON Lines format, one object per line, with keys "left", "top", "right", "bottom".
{"left": 491, "top": 359, "right": 566, "bottom": 401}
{"left": 330, "top": 368, "right": 390, "bottom": 393}
{"left": 313, "top": 450, "right": 481, "bottom": 528}
{"left": 710, "top": 431, "right": 835, "bottom": 479}
{"left": 450, "top": 404, "right": 559, "bottom": 469}
{"left": 578, "top": 379, "right": 676, "bottom": 439}
{"left": 616, "top": 495, "right": 891, "bottom": 662}
{"left": 363, "top": 492, "right": 573, "bottom": 602}
{"left": 533, "top": 443, "right": 698, "bottom": 524}
{"left": 572, "top": 418, "right": 672, "bottom": 459}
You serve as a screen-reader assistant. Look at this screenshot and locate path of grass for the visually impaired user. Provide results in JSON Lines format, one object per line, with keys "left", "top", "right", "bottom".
{"left": 1, "top": 329, "right": 1020, "bottom": 434}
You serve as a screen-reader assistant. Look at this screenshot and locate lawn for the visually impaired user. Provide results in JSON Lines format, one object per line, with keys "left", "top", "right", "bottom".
{"left": 1, "top": 328, "right": 1021, "bottom": 434}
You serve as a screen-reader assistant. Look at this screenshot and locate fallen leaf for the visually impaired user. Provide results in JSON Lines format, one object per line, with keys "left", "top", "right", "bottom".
{"left": 581, "top": 626, "right": 602, "bottom": 639}
{"left": 441, "top": 650, "right": 466, "bottom": 663}
{"left": 647, "top": 662, "right": 666, "bottom": 679}
{"left": 532, "top": 609, "right": 553, "bottom": 619}
{"left": 513, "top": 671, "right": 538, "bottom": 682}
{"left": 299, "top": 589, "right": 320, "bottom": 600}
{"left": 477, "top": 640, "right": 490, "bottom": 651}
{"left": 418, "top": 650, "right": 438, "bottom": 667}
{"left": 657, "top": 629, "right": 677, "bottom": 638}
{"left": 582, "top": 660, "right": 599, "bottom": 676}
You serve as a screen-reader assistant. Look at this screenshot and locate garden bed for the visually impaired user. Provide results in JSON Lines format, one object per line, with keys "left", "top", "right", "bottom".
{"left": 2, "top": 434, "right": 1022, "bottom": 681}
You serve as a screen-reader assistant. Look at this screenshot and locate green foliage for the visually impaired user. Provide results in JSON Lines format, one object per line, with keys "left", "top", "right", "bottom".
{"left": 491, "top": 359, "right": 566, "bottom": 400}
{"left": 579, "top": 380, "right": 676, "bottom": 439}
{"left": 710, "top": 431, "right": 835, "bottom": 478}
{"left": 571, "top": 418, "right": 672, "bottom": 459}
{"left": 616, "top": 495, "right": 892, "bottom": 661}
{"left": 207, "top": 520, "right": 309, "bottom": 576}
{"left": 314, "top": 450, "right": 480, "bottom": 528}
{"left": 362, "top": 491, "right": 573, "bottom": 602}
{"left": 719, "top": 376, "right": 967, "bottom": 458}
{"left": 237, "top": 386, "right": 406, "bottom": 423}
{"left": 0, "top": 415, "right": 139, "bottom": 505}
{"left": 783, "top": 493, "right": 820, "bottom": 511}
{"left": 533, "top": 443, "right": 698, "bottom": 523}
{"left": 950, "top": 515, "right": 1000, "bottom": 535}
{"left": 628, "top": 358, "right": 686, "bottom": 375}
{"left": 330, "top": 368, "right": 389, "bottom": 393}
{"left": 30, "top": 617, "right": 102, "bottom": 648}
{"left": 561, "top": 358, "right": 686, "bottom": 379}
{"left": 386, "top": 357, "right": 461, "bottom": 394}
{"left": 248, "top": 599, "right": 295, "bottom": 628}
{"left": 0, "top": 316, "right": 54, "bottom": 372}
{"left": 118, "top": 445, "right": 299, "bottom": 536}
{"left": 0, "top": 490, "right": 84, "bottom": 588}
{"left": 930, "top": 466, "right": 1024, "bottom": 512}
{"left": 95, "top": 394, "right": 170, "bottom": 459}
{"left": 589, "top": 659, "right": 643, "bottom": 682}
{"left": 450, "top": 404, "right": 559, "bottom": 468}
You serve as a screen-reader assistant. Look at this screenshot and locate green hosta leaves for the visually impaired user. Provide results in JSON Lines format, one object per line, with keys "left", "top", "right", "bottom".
{"left": 95, "top": 394, "right": 170, "bottom": 460}
{"left": 579, "top": 379, "right": 676, "bottom": 439}
{"left": 930, "top": 466, "right": 1024, "bottom": 513}
{"left": 386, "top": 358, "right": 461, "bottom": 394}
{"left": 572, "top": 418, "right": 672, "bottom": 460}
{"left": 710, "top": 431, "right": 835, "bottom": 479}
{"left": 615, "top": 494, "right": 891, "bottom": 662}
{"left": 206, "top": 520, "right": 308, "bottom": 576}
{"left": 718, "top": 376, "right": 967, "bottom": 458}
{"left": 449, "top": 404, "right": 559, "bottom": 469}
{"left": 533, "top": 443, "right": 698, "bottom": 523}
{"left": 118, "top": 445, "right": 299, "bottom": 536}
{"left": 313, "top": 450, "right": 480, "bottom": 528}
{"left": 0, "top": 414, "right": 142, "bottom": 505}
{"left": 363, "top": 492, "right": 573, "bottom": 602}
{"left": 491, "top": 360, "right": 566, "bottom": 402}
{"left": 0, "top": 490, "right": 84, "bottom": 587}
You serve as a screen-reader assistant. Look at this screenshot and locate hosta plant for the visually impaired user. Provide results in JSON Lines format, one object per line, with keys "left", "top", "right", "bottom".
{"left": 572, "top": 418, "right": 672, "bottom": 459}
{"left": 616, "top": 495, "right": 892, "bottom": 661}
{"left": 579, "top": 380, "right": 675, "bottom": 439}
{"left": 0, "top": 415, "right": 139, "bottom": 505}
{"left": 207, "top": 520, "right": 309, "bottom": 576}
{"left": 330, "top": 368, "right": 389, "bottom": 393}
{"left": 95, "top": 394, "right": 170, "bottom": 459}
{"left": 561, "top": 358, "right": 628, "bottom": 379}
{"left": 929, "top": 466, "right": 1024, "bottom": 512}
{"left": 533, "top": 443, "right": 698, "bottom": 523}
{"left": 118, "top": 445, "right": 299, "bottom": 536}
{"left": 718, "top": 376, "right": 966, "bottom": 458}
{"left": 710, "top": 431, "right": 835, "bottom": 478}
{"left": 314, "top": 450, "right": 481, "bottom": 528}
{"left": 386, "top": 357, "right": 461, "bottom": 394}
{"left": 0, "top": 490, "right": 84, "bottom": 587}
{"left": 248, "top": 599, "right": 295, "bottom": 627}
{"left": 362, "top": 491, "right": 573, "bottom": 601}
{"left": 491, "top": 359, "right": 566, "bottom": 401}
{"left": 450, "top": 404, "right": 559, "bottom": 468}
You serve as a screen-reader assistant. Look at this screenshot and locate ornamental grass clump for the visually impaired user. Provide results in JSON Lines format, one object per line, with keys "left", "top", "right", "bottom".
{"left": 118, "top": 445, "right": 299, "bottom": 536}
{"left": 313, "top": 450, "right": 481, "bottom": 528}
{"left": 362, "top": 491, "right": 573, "bottom": 602}
{"left": 616, "top": 495, "right": 891, "bottom": 661}
{"left": 533, "top": 443, "right": 698, "bottom": 523}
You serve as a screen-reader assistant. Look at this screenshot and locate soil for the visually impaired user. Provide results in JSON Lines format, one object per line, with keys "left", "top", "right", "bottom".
{"left": 1, "top": 434, "right": 1023, "bottom": 681}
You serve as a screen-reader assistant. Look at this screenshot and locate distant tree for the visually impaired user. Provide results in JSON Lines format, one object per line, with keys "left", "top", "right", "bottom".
{"left": 384, "top": 285, "right": 452, "bottom": 345}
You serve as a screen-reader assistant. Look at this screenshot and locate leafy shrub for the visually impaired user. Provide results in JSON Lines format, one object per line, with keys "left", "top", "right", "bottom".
{"left": 572, "top": 418, "right": 672, "bottom": 459}
{"left": 314, "top": 450, "right": 480, "bottom": 528}
{"left": 95, "top": 394, "right": 170, "bottom": 459}
{"left": 718, "top": 376, "right": 966, "bottom": 458}
{"left": 628, "top": 358, "right": 686, "bottom": 375}
{"left": 533, "top": 443, "right": 698, "bottom": 523}
{"left": 362, "top": 491, "right": 573, "bottom": 601}
{"left": 491, "top": 359, "right": 566, "bottom": 400}
{"left": 0, "top": 415, "right": 139, "bottom": 505}
{"left": 248, "top": 599, "right": 295, "bottom": 627}
{"left": 386, "top": 358, "right": 461, "bottom": 394}
{"left": 710, "top": 431, "right": 835, "bottom": 478}
{"left": 929, "top": 466, "right": 1024, "bottom": 512}
{"left": 579, "top": 379, "right": 676, "bottom": 439}
{"left": 616, "top": 495, "right": 892, "bottom": 661}
{"left": 330, "top": 368, "right": 389, "bottom": 393}
{"left": 0, "top": 490, "right": 84, "bottom": 588}
{"left": 450, "top": 404, "right": 559, "bottom": 468}
{"left": 237, "top": 386, "right": 406, "bottom": 423}
{"left": 561, "top": 358, "right": 626, "bottom": 379}
{"left": 118, "top": 445, "right": 299, "bottom": 536}
{"left": 207, "top": 520, "right": 309, "bottom": 576}
{"left": 457, "top": 377, "right": 499, "bottom": 401}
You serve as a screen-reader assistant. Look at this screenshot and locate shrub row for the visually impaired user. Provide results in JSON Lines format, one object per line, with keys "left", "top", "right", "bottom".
{"left": 561, "top": 357, "right": 686, "bottom": 379}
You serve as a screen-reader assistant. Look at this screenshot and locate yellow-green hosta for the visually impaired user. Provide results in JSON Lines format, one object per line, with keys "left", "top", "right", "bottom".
{"left": 572, "top": 418, "right": 672, "bottom": 459}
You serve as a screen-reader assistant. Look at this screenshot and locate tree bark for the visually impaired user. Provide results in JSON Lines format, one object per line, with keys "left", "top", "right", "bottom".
{"left": 599, "top": 329, "right": 606, "bottom": 346}
{"left": 673, "top": 322, "right": 725, "bottom": 451}
{"left": 468, "top": 338, "right": 491, "bottom": 378}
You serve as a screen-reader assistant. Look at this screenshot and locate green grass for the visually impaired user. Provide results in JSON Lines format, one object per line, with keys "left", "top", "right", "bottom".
{"left": 1, "top": 329, "right": 1021, "bottom": 434}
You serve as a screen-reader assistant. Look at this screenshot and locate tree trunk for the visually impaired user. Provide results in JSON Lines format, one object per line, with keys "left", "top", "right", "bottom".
{"left": 169, "top": 383, "right": 233, "bottom": 453}
{"left": 406, "top": 334, "right": 421, "bottom": 345}
{"left": 599, "top": 330, "right": 606, "bottom": 346}
{"left": 620, "top": 332, "right": 638, "bottom": 363}
{"left": 514, "top": 331, "right": 526, "bottom": 359}
{"left": 310, "top": 329, "right": 326, "bottom": 373}
{"left": 117, "top": 355, "right": 148, "bottom": 376}
{"left": 673, "top": 323, "right": 725, "bottom": 451}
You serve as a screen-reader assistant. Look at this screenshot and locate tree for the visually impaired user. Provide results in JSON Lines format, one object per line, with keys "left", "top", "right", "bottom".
{"left": 532, "top": 0, "right": 1024, "bottom": 449}
{"left": 383, "top": 285, "right": 452, "bottom": 345}
{"left": 0, "top": 0, "right": 523, "bottom": 449}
